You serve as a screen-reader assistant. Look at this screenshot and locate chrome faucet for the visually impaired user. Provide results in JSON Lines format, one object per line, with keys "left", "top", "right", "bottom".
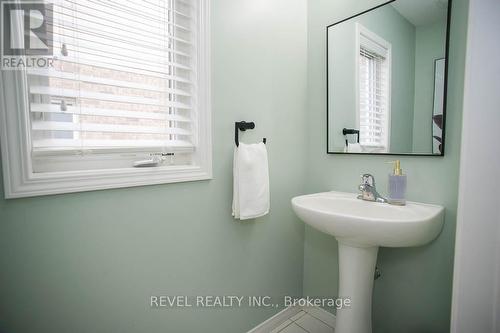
{"left": 357, "top": 174, "right": 387, "bottom": 203}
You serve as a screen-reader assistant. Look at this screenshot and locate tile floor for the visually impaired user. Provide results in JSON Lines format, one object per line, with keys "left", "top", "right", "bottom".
{"left": 270, "top": 310, "right": 334, "bottom": 333}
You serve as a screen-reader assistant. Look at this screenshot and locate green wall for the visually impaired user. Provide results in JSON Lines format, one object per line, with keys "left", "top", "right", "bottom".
{"left": 328, "top": 5, "right": 416, "bottom": 152}
{"left": 0, "top": 0, "right": 308, "bottom": 332}
{"left": 412, "top": 21, "right": 448, "bottom": 153}
{"left": 0, "top": 1, "right": 469, "bottom": 332}
{"left": 306, "top": 0, "right": 468, "bottom": 332}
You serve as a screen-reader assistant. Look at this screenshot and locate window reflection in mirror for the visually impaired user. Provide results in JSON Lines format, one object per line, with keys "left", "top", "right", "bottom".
{"left": 327, "top": 0, "right": 450, "bottom": 155}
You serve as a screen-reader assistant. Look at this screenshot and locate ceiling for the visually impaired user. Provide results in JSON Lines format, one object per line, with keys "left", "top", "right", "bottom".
{"left": 391, "top": 0, "right": 448, "bottom": 27}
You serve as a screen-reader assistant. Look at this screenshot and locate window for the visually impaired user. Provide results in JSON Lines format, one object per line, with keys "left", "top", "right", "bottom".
{"left": 0, "top": 0, "right": 211, "bottom": 198}
{"left": 356, "top": 24, "right": 391, "bottom": 152}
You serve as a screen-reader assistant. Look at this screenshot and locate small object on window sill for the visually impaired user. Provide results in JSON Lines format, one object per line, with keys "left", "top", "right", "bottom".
{"left": 133, "top": 153, "right": 174, "bottom": 168}
{"left": 133, "top": 159, "right": 161, "bottom": 168}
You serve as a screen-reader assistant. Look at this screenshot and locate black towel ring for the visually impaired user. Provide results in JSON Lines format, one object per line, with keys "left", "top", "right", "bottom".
{"left": 235, "top": 121, "right": 267, "bottom": 147}
{"left": 343, "top": 128, "right": 360, "bottom": 147}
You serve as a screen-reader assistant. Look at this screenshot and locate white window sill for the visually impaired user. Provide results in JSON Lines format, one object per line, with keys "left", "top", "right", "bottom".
{"left": 2, "top": 164, "right": 212, "bottom": 199}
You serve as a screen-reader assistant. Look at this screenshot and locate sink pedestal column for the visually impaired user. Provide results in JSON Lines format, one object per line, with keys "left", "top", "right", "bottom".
{"left": 335, "top": 242, "right": 379, "bottom": 333}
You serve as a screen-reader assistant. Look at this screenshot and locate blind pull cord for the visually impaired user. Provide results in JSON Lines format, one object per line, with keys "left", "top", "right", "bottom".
{"left": 60, "top": 100, "right": 68, "bottom": 111}
{"left": 61, "top": 43, "right": 69, "bottom": 56}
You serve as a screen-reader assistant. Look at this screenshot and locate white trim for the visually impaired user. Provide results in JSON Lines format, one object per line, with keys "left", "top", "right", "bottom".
{"left": 451, "top": 0, "right": 500, "bottom": 331}
{"left": 0, "top": 0, "right": 212, "bottom": 199}
{"left": 355, "top": 23, "right": 391, "bottom": 152}
{"left": 246, "top": 301, "right": 337, "bottom": 333}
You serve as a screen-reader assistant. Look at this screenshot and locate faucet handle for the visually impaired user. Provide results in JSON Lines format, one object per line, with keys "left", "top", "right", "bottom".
{"left": 361, "top": 174, "right": 375, "bottom": 186}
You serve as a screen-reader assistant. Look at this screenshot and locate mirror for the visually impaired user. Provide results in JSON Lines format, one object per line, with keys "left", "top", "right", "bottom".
{"left": 327, "top": 0, "right": 451, "bottom": 155}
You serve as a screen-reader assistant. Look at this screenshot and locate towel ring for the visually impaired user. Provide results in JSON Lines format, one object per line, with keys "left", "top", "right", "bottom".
{"left": 235, "top": 121, "right": 267, "bottom": 147}
{"left": 343, "top": 128, "right": 360, "bottom": 147}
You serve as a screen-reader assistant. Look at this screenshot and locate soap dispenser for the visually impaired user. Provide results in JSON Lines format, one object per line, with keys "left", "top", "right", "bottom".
{"left": 387, "top": 160, "right": 407, "bottom": 205}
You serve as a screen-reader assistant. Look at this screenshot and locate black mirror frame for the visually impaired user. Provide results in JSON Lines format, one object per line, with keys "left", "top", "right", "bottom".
{"left": 326, "top": 0, "right": 453, "bottom": 156}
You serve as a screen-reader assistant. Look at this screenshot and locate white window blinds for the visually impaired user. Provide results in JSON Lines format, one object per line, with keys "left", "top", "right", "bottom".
{"left": 358, "top": 32, "right": 390, "bottom": 151}
{"left": 28, "top": 0, "right": 196, "bottom": 158}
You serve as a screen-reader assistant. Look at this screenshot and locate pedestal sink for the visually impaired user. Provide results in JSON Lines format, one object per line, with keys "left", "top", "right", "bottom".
{"left": 291, "top": 191, "right": 444, "bottom": 333}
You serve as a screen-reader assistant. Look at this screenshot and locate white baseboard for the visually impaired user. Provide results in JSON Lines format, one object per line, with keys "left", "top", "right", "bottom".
{"left": 247, "top": 300, "right": 336, "bottom": 333}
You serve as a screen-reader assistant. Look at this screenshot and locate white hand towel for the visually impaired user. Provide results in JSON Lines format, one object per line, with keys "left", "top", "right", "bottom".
{"left": 345, "top": 143, "right": 362, "bottom": 153}
{"left": 232, "top": 142, "right": 270, "bottom": 220}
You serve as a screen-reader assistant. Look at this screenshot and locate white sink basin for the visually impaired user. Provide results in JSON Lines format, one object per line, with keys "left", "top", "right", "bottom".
{"left": 292, "top": 191, "right": 444, "bottom": 247}
{"left": 291, "top": 191, "right": 444, "bottom": 333}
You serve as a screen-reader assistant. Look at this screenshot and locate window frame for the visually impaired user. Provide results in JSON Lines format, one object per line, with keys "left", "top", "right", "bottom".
{"left": 355, "top": 23, "right": 391, "bottom": 153}
{"left": 0, "top": 0, "right": 212, "bottom": 199}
